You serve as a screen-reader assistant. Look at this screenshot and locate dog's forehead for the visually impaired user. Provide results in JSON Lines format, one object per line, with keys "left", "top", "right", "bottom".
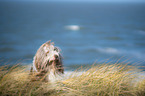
{"left": 49, "top": 45, "right": 55, "bottom": 50}
{"left": 44, "top": 44, "right": 60, "bottom": 55}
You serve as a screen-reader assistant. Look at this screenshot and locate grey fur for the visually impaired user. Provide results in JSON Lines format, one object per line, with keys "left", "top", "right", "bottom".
{"left": 32, "top": 41, "right": 64, "bottom": 81}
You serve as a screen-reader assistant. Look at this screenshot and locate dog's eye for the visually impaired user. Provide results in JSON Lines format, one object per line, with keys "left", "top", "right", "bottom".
{"left": 54, "top": 47, "right": 58, "bottom": 52}
{"left": 45, "top": 51, "right": 49, "bottom": 56}
{"left": 46, "top": 51, "right": 49, "bottom": 53}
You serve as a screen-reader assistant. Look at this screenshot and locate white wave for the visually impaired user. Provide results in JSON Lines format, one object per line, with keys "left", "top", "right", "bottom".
{"left": 97, "top": 47, "right": 119, "bottom": 54}
{"left": 139, "top": 30, "right": 145, "bottom": 35}
{"left": 64, "top": 71, "right": 83, "bottom": 78}
{"left": 64, "top": 25, "right": 80, "bottom": 31}
{"left": 96, "top": 47, "right": 144, "bottom": 59}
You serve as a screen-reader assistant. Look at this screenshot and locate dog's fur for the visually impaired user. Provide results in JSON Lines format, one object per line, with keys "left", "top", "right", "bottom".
{"left": 31, "top": 41, "right": 64, "bottom": 81}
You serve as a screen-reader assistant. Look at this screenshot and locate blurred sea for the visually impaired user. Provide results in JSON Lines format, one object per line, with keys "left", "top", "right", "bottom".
{"left": 0, "top": 1, "right": 145, "bottom": 68}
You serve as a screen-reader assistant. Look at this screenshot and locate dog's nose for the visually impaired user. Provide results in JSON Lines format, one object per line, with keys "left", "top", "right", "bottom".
{"left": 54, "top": 55, "right": 58, "bottom": 59}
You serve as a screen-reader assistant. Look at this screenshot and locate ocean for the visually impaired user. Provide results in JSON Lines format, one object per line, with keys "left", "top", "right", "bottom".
{"left": 0, "top": 1, "right": 145, "bottom": 69}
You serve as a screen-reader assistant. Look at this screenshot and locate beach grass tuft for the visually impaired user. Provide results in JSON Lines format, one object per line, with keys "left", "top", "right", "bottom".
{"left": 0, "top": 64, "right": 145, "bottom": 96}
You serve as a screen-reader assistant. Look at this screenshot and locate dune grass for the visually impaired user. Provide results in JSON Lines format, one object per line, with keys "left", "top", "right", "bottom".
{"left": 0, "top": 64, "right": 145, "bottom": 96}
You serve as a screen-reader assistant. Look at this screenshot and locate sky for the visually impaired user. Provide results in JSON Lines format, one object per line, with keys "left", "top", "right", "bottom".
{"left": 0, "top": 0, "right": 145, "bottom": 2}
{"left": 50, "top": 0, "right": 144, "bottom": 1}
{"left": 51, "top": 0, "right": 145, "bottom": 3}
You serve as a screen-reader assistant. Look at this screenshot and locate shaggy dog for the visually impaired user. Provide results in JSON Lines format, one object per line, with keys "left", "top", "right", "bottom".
{"left": 31, "top": 41, "right": 64, "bottom": 81}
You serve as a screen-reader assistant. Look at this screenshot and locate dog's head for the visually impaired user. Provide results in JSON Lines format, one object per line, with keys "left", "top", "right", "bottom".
{"left": 34, "top": 41, "right": 63, "bottom": 74}
{"left": 44, "top": 41, "right": 61, "bottom": 64}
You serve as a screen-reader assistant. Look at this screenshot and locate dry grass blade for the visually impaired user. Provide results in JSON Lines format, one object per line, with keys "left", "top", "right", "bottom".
{"left": 0, "top": 63, "right": 145, "bottom": 96}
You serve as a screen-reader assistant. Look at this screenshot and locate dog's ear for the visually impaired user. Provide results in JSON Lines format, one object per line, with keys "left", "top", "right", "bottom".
{"left": 42, "top": 40, "right": 51, "bottom": 47}
{"left": 46, "top": 40, "right": 51, "bottom": 44}
{"left": 43, "top": 41, "right": 50, "bottom": 53}
{"left": 51, "top": 42, "right": 54, "bottom": 45}
{"left": 43, "top": 45, "right": 49, "bottom": 53}
{"left": 48, "top": 40, "right": 51, "bottom": 43}
{"left": 44, "top": 40, "right": 51, "bottom": 47}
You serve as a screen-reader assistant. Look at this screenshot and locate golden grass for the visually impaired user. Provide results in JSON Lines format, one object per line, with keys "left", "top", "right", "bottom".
{"left": 0, "top": 64, "right": 145, "bottom": 96}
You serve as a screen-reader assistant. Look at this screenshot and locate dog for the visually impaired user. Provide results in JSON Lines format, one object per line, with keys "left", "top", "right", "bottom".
{"left": 31, "top": 40, "right": 64, "bottom": 82}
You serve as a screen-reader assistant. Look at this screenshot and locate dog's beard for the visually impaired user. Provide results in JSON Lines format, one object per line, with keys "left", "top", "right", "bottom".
{"left": 48, "top": 59, "right": 63, "bottom": 74}
{"left": 47, "top": 60, "right": 63, "bottom": 82}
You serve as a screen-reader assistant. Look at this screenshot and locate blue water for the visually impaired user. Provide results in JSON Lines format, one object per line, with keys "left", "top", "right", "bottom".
{"left": 0, "top": 1, "right": 145, "bottom": 67}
